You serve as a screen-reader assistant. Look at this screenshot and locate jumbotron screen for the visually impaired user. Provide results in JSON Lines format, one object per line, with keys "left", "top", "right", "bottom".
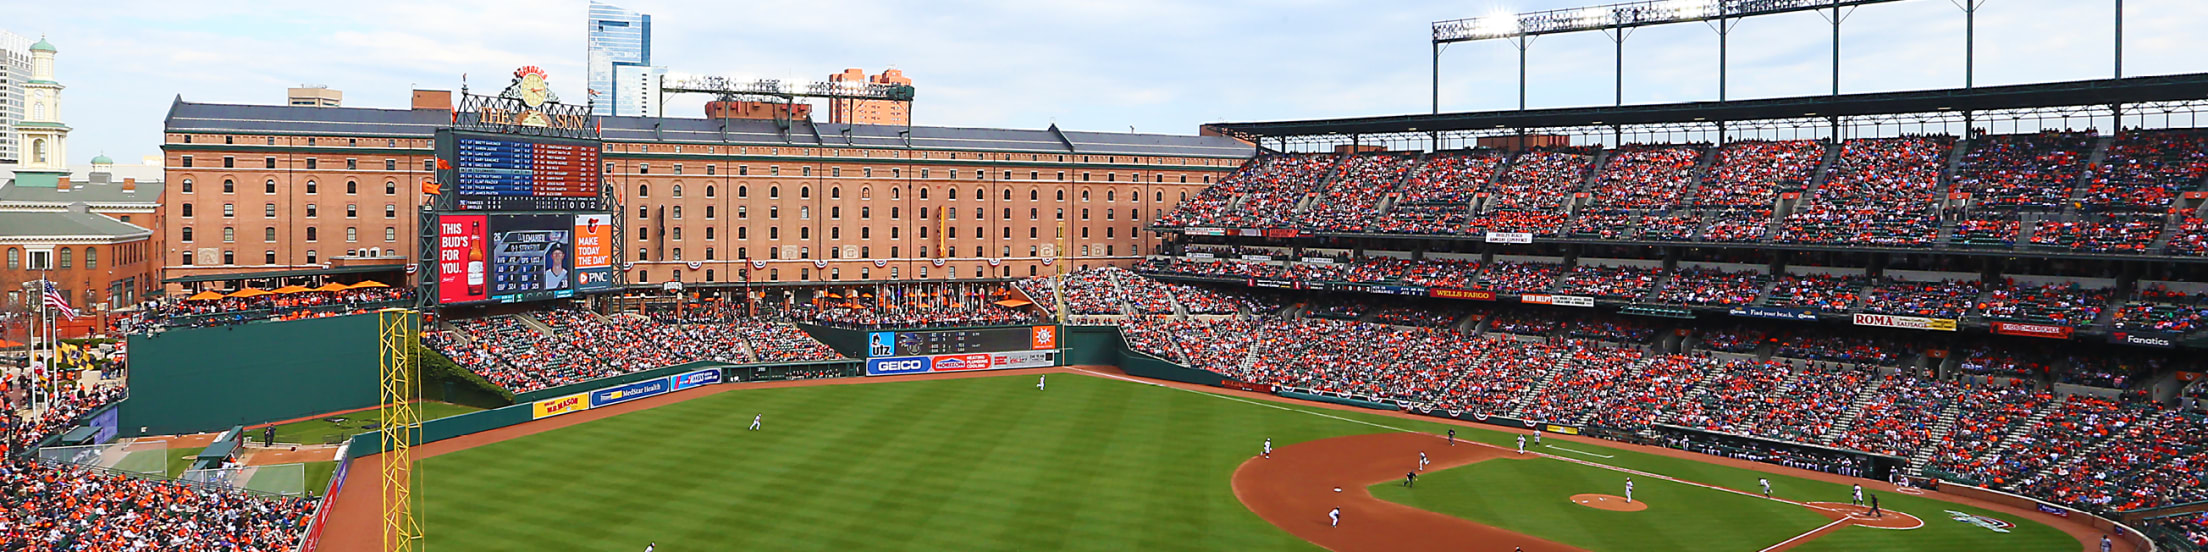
{"left": 447, "top": 131, "right": 602, "bottom": 211}
{"left": 435, "top": 213, "right": 615, "bottom": 305}
{"left": 866, "top": 326, "right": 1056, "bottom": 358}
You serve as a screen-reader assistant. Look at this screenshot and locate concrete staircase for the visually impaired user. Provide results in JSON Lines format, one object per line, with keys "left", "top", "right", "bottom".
{"left": 2059, "top": 135, "right": 2117, "bottom": 221}
{"left": 1821, "top": 376, "right": 1887, "bottom": 446}
{"left": 1907, "top": 403, "right": 1964, "bottom": 475}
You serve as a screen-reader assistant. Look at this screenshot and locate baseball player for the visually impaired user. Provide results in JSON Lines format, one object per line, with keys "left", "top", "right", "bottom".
{"left": 644, "top": 543, "right": 655, "bottom": 552}
{"left": 1037, "top": 375, "right": 1046, "bottom": 391}
{"left": 1419, "top": 450, "right": 1429, "bottom": 471}
{"left": 1516, "top": 434, "right": 1526, "bottom": 455}
{"left": 749, "top": 414, "right": 762, "bottom": 431}
{"left": 2102, "top": 534, "right": 2113, "bottom": 552}
{"left": 1759, "top": 477, "right": 1771, "bottom": 498}
{"left": 1852, "top": 484, "right": 1864, "bottom": 506}
{"left": 1868, "top": 494, "right": 1882, "bottom": 518}
{"left": 1534, "top": 432, "right": 1542, "bottom": 446}
{"left": 1263, "top": 438, "right": 1272, "bottom": 459}
{"left": 1447, "top": 429, "right": 1456, "bottom": 446}
{"left": 1404, "top": 471, "right": 1417, "bottom": 487}
{"left": 1625, "top": 477, "right": 1635, "bottom": 503}
{"left": 1329, "top": 507, "right": 1341, "bottom": 527}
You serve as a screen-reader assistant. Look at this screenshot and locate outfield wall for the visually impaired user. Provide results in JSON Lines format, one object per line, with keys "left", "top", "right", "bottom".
{"left": 122, "top": 313, "right": 385, "bottom": 436}
{"left": 346, "top": 359, "right": 859, "bottom": 457}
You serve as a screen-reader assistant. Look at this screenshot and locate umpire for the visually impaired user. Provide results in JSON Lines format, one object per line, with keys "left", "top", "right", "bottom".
{"left": 1404, "top": 471, "right": 1418, "bottom": 488}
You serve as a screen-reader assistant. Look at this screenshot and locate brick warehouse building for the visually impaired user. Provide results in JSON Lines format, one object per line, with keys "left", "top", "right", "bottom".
{"left": 159, "top": 92, "right": 1253, "bottom": 292}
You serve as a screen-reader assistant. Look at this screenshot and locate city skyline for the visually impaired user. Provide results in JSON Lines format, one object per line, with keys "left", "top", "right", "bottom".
{"left": 7, "top": 0, "right": 2208, "bottom": 166}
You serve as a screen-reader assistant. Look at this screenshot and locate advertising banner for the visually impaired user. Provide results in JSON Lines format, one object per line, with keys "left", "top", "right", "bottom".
{"left": 589, "top": 377, "right": 672, "bottom": 408}
{"left": 1523, "top": 294, "right": 1594, "bottom": 308}
{"left": 1368, "top": 285, "right": 1429, "bottom": 296}
{"left": 1485, "top": 232, "right": 1534, "bottom": 244}
{"left": 1429, "top": 288, "right": 1497, "bottom": 301}
{"left": 1300, "top": 257, "right": 1336, "bottom": 265}
{"left": 1262, "top": 229, "right": 1300, "bottom": 238}
{"left": 2108, "top": 331, "right": 2177, "bottom": 348}
{"left": 572, "top": 214, "right": 614, "bottom": 291}
{"left": 1252, "top": 278, "right": 1296, "bottom": 289}
{"left": 1188, "top": 252, "right": 1216, "bottom": 259}
{"left": 1991, "top": 322, "right": 2073, "bottom": 339}
{"left": 670, "top": 368, "right": 722, "bottom": 391}
{"left": 436, "top": 214, "right": 490, "bottom": 304}
{"left": 487, "top": 214, "right": 578, "bottom": 303}
{"left": 1029, "top": 326, "right": 1057, "bottom": 350}
{"left": 1728, "top": 306, "right": 1820, "bottom": 321}
{"left": 1236, "top": 229, "right": 1263, "bottom": 237}
{"left": 1185, "top": 227, "right": 1225, "bottom": 236}
{"left": 1218, "top": 380, "right": 1275, "bottom": 394}
{"left": 989, "top": 350, "right": 1055, "bottom": 369}
{"left": 1241, "top": 254, "right": 1274, "bottom": 262}
{"left": 1853, "top": 313, "right": 1958, "bottom": 332}
{"left": 929, "top": 353, "right": 996, "bottom": 372}
{"left": 867, "top": 331, "right": 898, "bottom": 357}
{"left": 531, "top": 393, "right": 592, "bottom": 419}
{"left": 1543, "top": 424, "right": 1581, "bottom": 435}
{"left": 865, "top": 356, "right": 932, "bottom": 376}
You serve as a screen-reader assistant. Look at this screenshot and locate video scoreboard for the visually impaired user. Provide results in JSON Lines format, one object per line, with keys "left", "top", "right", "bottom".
{"left": 449, "top": 132, "right": 602, "bottom": 211}
{"left": 866, "top": 326, "right": 1057, "bottom": 357}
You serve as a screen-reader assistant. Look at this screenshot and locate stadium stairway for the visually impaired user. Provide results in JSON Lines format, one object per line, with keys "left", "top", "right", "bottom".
{"left": 2058, "top": 135, "right": 2118, "bottom": 221}
{"left": 1973, "top": 394, "right": 2068, "bottom": 469}
{"left": 514, "top": 313, "right": 559, "bottom": 335}
{"left": 1907, "top": 403, "right": 1965, "bottom": 476}
{"left": 1821, "top": 376, "right": 1887, "bottom": 446}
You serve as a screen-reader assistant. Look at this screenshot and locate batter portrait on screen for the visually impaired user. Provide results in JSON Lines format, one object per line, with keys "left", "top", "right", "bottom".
{"left": 543, "top": 243, "right": 570, "bottom": 290}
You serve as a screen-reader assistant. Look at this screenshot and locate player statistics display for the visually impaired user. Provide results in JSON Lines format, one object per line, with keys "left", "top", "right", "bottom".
{"left": 446, "top": 131, "right": 602, "bottom": 212}
{"left": 436, "top": 213, "right": 612, "bottom": 304}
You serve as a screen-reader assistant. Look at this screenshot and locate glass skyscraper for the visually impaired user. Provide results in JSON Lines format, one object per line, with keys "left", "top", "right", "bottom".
{"left": 586, "top": 1, "right": 651, "bottom": 117}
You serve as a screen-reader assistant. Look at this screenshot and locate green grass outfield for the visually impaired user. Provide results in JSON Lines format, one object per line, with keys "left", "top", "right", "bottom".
{"left": 415, "top": 373, "right": 2081, "bottom": 551}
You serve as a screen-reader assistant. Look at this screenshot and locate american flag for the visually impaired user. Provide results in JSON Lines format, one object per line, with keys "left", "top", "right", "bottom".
{"left": 41, "top": 281, "right": 78, "bottom": 320}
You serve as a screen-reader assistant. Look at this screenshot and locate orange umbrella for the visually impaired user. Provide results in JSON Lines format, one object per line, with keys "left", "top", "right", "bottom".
{"left": 186, "top": 291, "right": 226, "bottom": 301}
{"left": 349, "top": 281, "right": 389, "bottom": 289}
{"left": 229, "top": 288, "right": 272, "bottom": 298}
{"left": 273, "top": 285, "right": 313, "bottom": 294}
{"left": 993, "top": 299, "right": 1033, "bottom": 307}
{"left": 314, "top": 283, "right": 350, "bottom": 292}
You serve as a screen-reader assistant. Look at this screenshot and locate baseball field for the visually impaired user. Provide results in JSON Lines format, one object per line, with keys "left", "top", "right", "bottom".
{"left": 322, "top": 369, "right": 2108, "bottom": 551}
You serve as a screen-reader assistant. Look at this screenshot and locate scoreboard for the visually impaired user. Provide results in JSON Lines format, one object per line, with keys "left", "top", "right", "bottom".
{"left": 866, "top": 326, "right": 1055, "bottom": 357}
{"left": 448, "top": 132, "right": 602, "bottom": 211}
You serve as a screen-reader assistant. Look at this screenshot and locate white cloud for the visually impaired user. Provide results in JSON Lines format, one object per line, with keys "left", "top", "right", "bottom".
{"left": 7, "top": 0, "right": 2208, "bottom": 164}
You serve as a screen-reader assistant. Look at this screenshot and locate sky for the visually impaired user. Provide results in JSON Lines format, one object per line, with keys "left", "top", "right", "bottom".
{"left": 6, "top": 0, "right": 2207, "bottom": 165}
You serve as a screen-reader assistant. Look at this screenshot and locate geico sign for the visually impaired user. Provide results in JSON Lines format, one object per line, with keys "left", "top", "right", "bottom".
{"left": 866, "top": 357, "right": 931, "bottom": 376}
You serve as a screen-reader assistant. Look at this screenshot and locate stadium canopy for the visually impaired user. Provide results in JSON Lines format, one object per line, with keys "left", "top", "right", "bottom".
{"left": 1205, "top": 74, "right": 2208, "bottom": 140}
{"left": 163, "top": 264, "right": 399, "bottom": 284}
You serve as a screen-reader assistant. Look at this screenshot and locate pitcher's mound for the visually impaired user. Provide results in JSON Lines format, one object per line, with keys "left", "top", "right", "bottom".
{"left": 1570, "top": 493, "right": 1647, "bottom": 512}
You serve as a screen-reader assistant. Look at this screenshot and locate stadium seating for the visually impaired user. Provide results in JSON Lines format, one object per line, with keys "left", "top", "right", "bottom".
{"left": 2081, "top": 130, "right": 2208, "bottom": 212}
{"left": 1975, "top": 280, "right": 2109, "bottom": 326}
{"left": 1300, "top": 154, "right": 1416, "bottom": 231}
{"left": 1162, "top": 153, "right": 1341, "bottom": 228}
{"left": 428, "top": 310, "right": 841, "bottom": 393}
{"left": 1654, "top": 267, "right": 1768, "bottom": 307}
{"left": 1, "top": 459, "right": 319, "bottom": 551}
{"left": 1554, "top": 264, "right": 1661, "bottom": 300}
{"left": 2113, "top": 284, "right": 2208, "bottom": 333}
{"left": 1950, "top": 130, "right": 2095, "bottom": 210}
{"left": 1862, "top": 278, "right": 1981, "bottom": 319}
{"left": 1696, "top": 140, "right": 1825, "bottom": 208}
{"left": 1780, "top": 136, "right": 1954, "bottom": 247}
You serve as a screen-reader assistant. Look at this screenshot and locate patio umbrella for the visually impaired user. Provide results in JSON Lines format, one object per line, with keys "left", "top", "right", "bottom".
{"left": 186, "top": 291, "right": 227, "bottom": 301}
{"left": 228, "top": 289, "right": 273, "bottom": 298}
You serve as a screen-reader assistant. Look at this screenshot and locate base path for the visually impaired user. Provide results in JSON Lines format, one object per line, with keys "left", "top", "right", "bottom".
{"left": 1233, "top": 432, "right": 1584, "bottom": 552}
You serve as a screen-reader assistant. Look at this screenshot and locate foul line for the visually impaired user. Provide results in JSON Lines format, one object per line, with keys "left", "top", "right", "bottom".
{"left": 1544, "top": 444, "right": 1615, "bottom": 458}
{"left": 1758, "top": 517, "right": 1852, "bottom": 552}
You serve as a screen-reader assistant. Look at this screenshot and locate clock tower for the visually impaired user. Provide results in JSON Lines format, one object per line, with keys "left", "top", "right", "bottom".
{"left": 12, "top": 36, "right": 69, "bottom": 187}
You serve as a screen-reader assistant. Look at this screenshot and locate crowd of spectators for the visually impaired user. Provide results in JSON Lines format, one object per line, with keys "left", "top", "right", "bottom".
{"left": 1555, "top": 264, "right": 1661, "bottom": 299}
{"left": 429, "top": 309, "right": 842, "bottom": 393}
{"left": 1862, "top": 278, "right": 1982, "bottom": 319}
{"left": 1300, "top": 154, "right": 1416, "bottom": 231}
{"left": 1563, "top": 315, "right": 1657, "bottom": 343}
{"left": 1485, "top": 150, "right": 1595, "bottom": 211}
{"left": 1976, "top": 280, "right": 2110, "bottom": 326}
{"left": 130, "top": 287, "right": 413, "bottom": 330}
{"left": 2113, "top": 285, "right": 2208, "bottom": 333}
{"left": 1653, "top": 267, "right": 1768, "bottom": 306}
{"left": 1695, "top": 327, "right": 1766, "bottom": 354}
{"left": 1774, "top": 331, "right": 1910, "bottom": 365}
{"left": 1767, "top": 272, "right": 1867, "bottom": 312}
{"left": 2144, "top": 513, "right": 2208, "bottom": 549}
{"left": 784, "top": 285, "right": 1043, "bottom": 329}
{"left": 2081, "top": 130, "right": 2208, "bottom": 212}
{"left": 1396, "top": 151, "right": 1505, "bottom": 205}
{"left": 2172, "top": 218, "right": 2208, "bottom": 256}
{"left": 1953, "top": 344, "right": 2052, "bottom": 380}
{"left": 1929, "top": 386, "right": 2054, "bottom": 479}
{"left": 2030, "top": 214, "right": 2165, "bottom": 254}
{"left": 1162, "top": 154, "right": 1339, "bottom": 228}
{"left": 1587, "top": 146, "right": 1702, "bottom": 210}
{"left": 0, "top": 459, "right": 318, "bottom": 551}
{"left": 1478, "top": 261, "right": 1564, "bottom": 294}
{"left": 1697, "top": 140, "right": 1825, "bottom": 208}
{"left": 1832, "top": 374, "right": 1963, "bottom": 457}
{"left": 1950, "top": 130, "right": 2095, "bottom": 209}
{"left": 1780, "top": 136, "right": 1954, "bottom": 247}
{"left": 4, "top": 382, "right": 124, "bottom": 457}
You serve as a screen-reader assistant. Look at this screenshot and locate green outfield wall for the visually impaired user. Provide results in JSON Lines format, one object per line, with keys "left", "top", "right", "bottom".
{"left": 121, "top": 313, "right": 388, "bottom": 436}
